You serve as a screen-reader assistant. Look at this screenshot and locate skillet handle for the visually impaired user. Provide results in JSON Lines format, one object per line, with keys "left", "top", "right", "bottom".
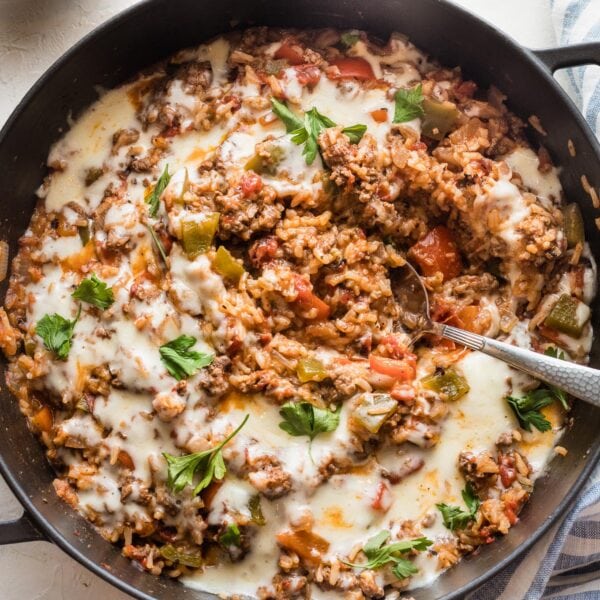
{"left": 533, "top": 42, "right": 600, "bottom": 72}
{"left": 0, "top": 512, "right": 45, "bottom": 545}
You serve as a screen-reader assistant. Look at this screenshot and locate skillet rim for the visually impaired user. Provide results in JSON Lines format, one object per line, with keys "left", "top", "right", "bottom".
{"left": 0, "top": 1, "right": 599, "bottom": 598}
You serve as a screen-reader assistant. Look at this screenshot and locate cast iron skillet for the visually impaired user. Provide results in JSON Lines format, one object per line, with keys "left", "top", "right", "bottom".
{"left": 0, "top": 0, "right": 599, "bottom": 598}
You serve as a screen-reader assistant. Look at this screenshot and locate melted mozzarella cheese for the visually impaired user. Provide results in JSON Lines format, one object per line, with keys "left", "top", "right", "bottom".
{"left": 184, "top": 351, "right": 563, "bottom": 594}
{"left": 43, "top": 85, "right": 140, "bottom": 212}
{"left": 504, "top": 147, "right": 562, "bottom": 201}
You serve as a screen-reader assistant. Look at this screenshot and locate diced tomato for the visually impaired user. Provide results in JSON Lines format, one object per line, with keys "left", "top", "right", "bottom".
{"left": 294, "top": 276, "right": 330, "bottom": 320}
{"left": 409, "top": 225, "right": 462, "bottom": 280}
{"left": 411, "top": 140, "right": 428, "bottom": 152}
{"left": 295, "top": 64, "right": 321, "bottom": 86}
{"left": 249, "top": 236, "right": 279, "bottom": 267}
{"left": 259, "top": 332, "right": 272, "bottom": 345}
{"left": 377, "top": 335, "right": 414, "bottom": 361}
{"left": 241, "top": 171, "right": 263, "bottom": 197}
{"left": 369, "top": 355, "right": 416, "bottom": 381}
{"left": 117, "top": 450, "right": 135, "bottom": 470}
{"left": 504, "top": 499, "right": 519, "bottom": 525}
{"left": 276, "top": 529, "right": 330, "bottom": 564}
{"left": 390, "top": 383, "right": 416, "bottom": 403}
{"left": 227, "top": 336, "right": 243, "bottom": 357}
{"left": 370, "top": 108, "right": 388, "bottom": 123}
{"left": 454, "top": 80, "right": 477, "bottom": 100}
{"left": 329, "top": 57, "right": 375, "bottom": 80}
{"left": 371, "top": 481, "right": 392, "bottom": 512}
{"left": 498, "top": 454, "right": 517, "bottom": 488}
{"left": 538, "top": 324, "right": 562, "bottom": 344}
{"left": 162, "top": 125, "right": 179, "bottom": 138}
{"left": 31, "top": 405, "right": 53, "bottom": 432}
{"left": 274, "top": 40, "right": 304, "bottom": 65}
{"left": 455, "top": 304, "right": 491, "bottom": 335}
{"left": 499, "top": 464, "right": 516, "bottom": 488}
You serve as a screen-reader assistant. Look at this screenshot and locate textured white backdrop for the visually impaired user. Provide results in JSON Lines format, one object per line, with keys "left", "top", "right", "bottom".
{"left": 0, "top": 0, "right": 560, "bottom": 597}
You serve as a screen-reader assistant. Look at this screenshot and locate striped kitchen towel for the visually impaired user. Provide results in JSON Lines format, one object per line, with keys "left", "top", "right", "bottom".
{"left": 469, "top": 2, "right": 600, "bottom": 599}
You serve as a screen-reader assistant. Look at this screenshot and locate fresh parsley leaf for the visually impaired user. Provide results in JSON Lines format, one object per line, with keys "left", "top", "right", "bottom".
{"left": 219, "top": 523, "right": 241, "bottom": 547}
{"left": 506, "top": 388, "right": 554, "bottom": 433}
{"left": 462, "top": 482, "right": 480, "bottom": 514}
{"left": 393, "top": 84, "right": 425, "bottom": 123}
{"left": 279, "top": 401, "right": 340, "bottom": 461}
{"left": 340, "top": 31, "right": 360, "bottom": 48}
{"left": 302, "top": 134, "right": 320, "bottom": 165}
{"left": 159, "top": 335, "right": 214, "bottom": 380}
{"left": 544, "top": 347, "right": 569, "bottom": 410}
{"left": 279, "top": 401, "right": 340, "bottom": 441}
{"left": 36, "top": 305, "right": 81, "bottom": 360}
{"left": 342, "top": 124, "right": 367, "bottom": 143}
{"left": 436, "top": 483, "right": 480, "bottom": 531}
{"left": 163, "top": 414, "right": 249, "bottom": 495}
{"left": 305, "top": 108, "right": 336, "bottom": 137}
{"left": 343, "top": 531, "right": 432, "bottom": 579}
{"left": 72, "top": 274, "right": 114, "bottom": 310}
{"left": 300, "top": 108, "right": 336, "bottom": 165}
{"left": 271, "top": 100, "right": 366, "bottom": 164}
{"left": 364, "top": 530, "right": 391, "bottom": 556}
{"left": 437, "top": 504, "right": 471, "bottom": 530}
{"left": 392, "top": 558, "right": 419, "bottom": 579}
{"left": 271, "top": 98, "right": 304, "bottom": 132}
{"left": 147, "top": 225, "right": 168, "bottom": 265}
{"left": 290, "top": 126, "right": 309, "bottom": 145}
{"left": 147, "top": 164, "right": 171, "bottom": 217}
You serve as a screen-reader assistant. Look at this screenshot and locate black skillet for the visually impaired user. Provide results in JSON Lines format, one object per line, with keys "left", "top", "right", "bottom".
{"left": 1, "top": 0, "right": 599, "bottom": 598}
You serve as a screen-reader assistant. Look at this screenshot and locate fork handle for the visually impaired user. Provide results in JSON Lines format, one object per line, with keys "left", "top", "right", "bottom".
{"left": 440, "top": 324, "right": 600, "bottom": 407}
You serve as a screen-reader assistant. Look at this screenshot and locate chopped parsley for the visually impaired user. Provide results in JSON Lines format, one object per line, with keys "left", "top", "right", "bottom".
{"left": 271, "top": 99, "right": 367, "bottom": 165}
{"left": 341, "top": 123, "right": 368, "bottom": 143}
{"left": 506, "top": 348, "right": 570, "bottom": 432}
{"left": 393, "top": 84, "right": 425, "bottom": 123}
{"left": 343, "top": 531, "right": 432, "bottom": 579}
{"left": 36, "top": 305, "right": 81, "bottom": 360}
{"left": 163, "top": 414, "right": 249, "bottom": 495}
{"left": 278, "top": 401, "right": 340, "bottom": 459}
{"left": 506, "top": 389, "right": 554, "bottom": 433}
{"left": 147, "top": 164, "right": 171, "bottom": 217}
{"left": 159, "top": 335, "right": 214, "bottom": 380}
{"left": 72, "top": 274, "right": 114, "bottom": 310}
{"left": 437, "top": 483, "right": 480, "bottom": 531}
{"left": 219, "top": 523, "right": 241, "bottom": 547}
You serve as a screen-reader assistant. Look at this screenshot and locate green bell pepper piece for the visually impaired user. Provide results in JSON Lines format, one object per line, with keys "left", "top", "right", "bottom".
{"left": 181, "top": 213, "right": 220, "bottom": 258}
{"left": 544, "top": 294, "right": 586, "bottom": 338}
{"left": 296, "top": 357, "right": 327, "bottom": 383}
{"left": 213, "top": 246, "right": 245, "bottom": 281}
{"left": 422, "top": 98, "right": 459, "bottom": 140}
{"left": 422, "top": 368, "right": 470, "bottom": 401}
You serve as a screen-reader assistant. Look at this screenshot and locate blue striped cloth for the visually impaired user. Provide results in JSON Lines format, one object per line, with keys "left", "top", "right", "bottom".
{"left": 468, "top": 2, "right": 600, "bottom": 599}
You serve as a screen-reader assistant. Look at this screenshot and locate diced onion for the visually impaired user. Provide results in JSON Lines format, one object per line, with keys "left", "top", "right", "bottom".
{"left": 0, "top": 241, "right": 8, "bottom": 282}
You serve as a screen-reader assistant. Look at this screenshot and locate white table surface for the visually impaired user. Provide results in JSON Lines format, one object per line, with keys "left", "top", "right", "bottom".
{"left": 0, "top": 0, "right": 564, "bottom": 597}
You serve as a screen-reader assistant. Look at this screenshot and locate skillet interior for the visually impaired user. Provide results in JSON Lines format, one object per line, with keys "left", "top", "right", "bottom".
{"left": 0, "top": 0, "right": 599, "bottom": 598}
